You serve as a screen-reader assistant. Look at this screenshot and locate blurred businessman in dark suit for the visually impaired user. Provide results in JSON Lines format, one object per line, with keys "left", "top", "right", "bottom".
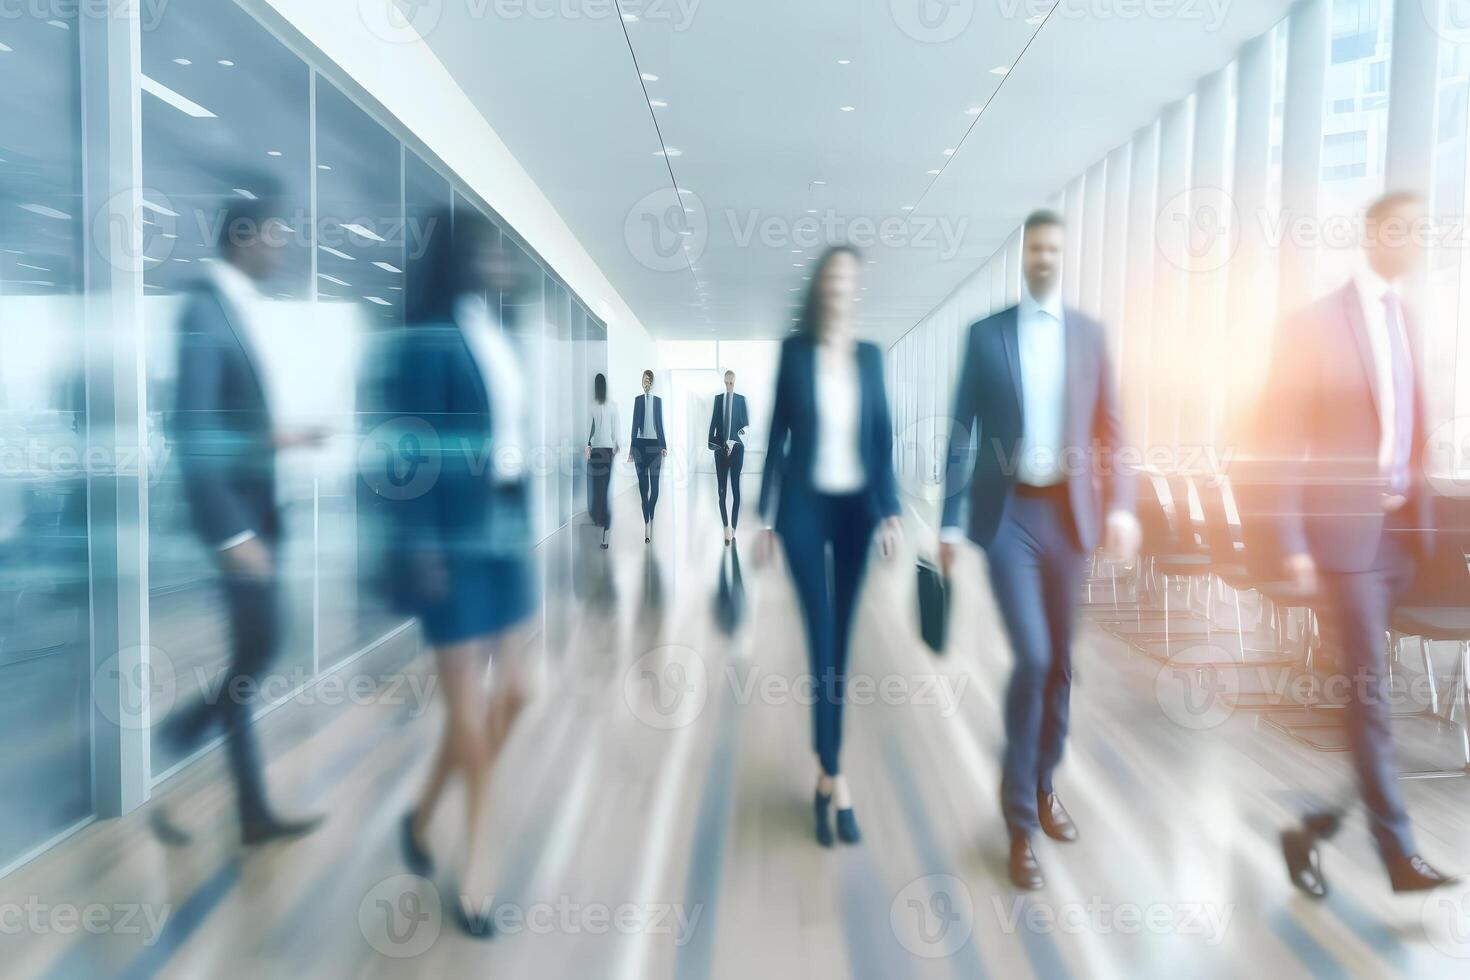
{"left": 158, "top": 196, "right": 324, "bottom": 846}
{"left": 708, "top": 369, "right": 749, "bottom": 545}
{"left": 1268, "top": 191, "right": 1455, "bottom": 898}
{"left": 938, "top": 210, "right": 1137, "bottom": 890}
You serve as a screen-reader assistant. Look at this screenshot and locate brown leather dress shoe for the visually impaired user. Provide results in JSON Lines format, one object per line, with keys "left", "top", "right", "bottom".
{"left": 1009, "top": 834, "right": 1044, "bottom": 891}
{"left": 1038, "top": 792, "right": 1078, "bottom": 843}
{"left": 1388, "top": 854, "right": 1457, "bottom": 893}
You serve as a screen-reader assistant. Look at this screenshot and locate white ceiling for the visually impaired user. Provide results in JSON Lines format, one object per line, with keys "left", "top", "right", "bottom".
{"left": 419, "top": 0, "right": 1296, "bottom": 345}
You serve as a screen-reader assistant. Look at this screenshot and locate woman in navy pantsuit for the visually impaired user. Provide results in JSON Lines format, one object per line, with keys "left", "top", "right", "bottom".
{"left": 388, "top": 208, "right": 535, "bottom": 937}
{"left": 759, "top": 245, "right": 902, "bottom": 847}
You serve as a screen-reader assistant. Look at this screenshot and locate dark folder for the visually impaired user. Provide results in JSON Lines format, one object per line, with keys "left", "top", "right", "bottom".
{"left": 916, "top": 559, "right": 949, "bottom": 654}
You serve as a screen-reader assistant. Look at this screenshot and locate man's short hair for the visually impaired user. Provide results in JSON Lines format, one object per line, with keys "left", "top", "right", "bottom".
{"left": 1023, "top": 209, "right": 1064, "bottom": 234}
{"left": 220, "top": 197, "right": 286, "bottom": 256}
{"left": 1366, "top": 190, "right": 1423, "bottom": 225}
{"left": 724, "top": 370, "right": 735, "bottom": 379}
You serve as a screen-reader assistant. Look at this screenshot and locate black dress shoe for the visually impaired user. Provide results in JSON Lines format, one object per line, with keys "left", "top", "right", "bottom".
{"left": 1038, "top": 792, "right": 1078, "bottom": 843}
{"left": 1008, "top": 834, "right": 1044, "bottom": 891}
{"left": 835, "top": 807, "right": 861, "bottom": 845}
{"left": 1388, "top": 854, "right": 1457, "bottom": 893}
{"left": 814, "top": 791, "right": 834, "bottom": 848}
{"left": 450, "top": 894, "right": 495, "bottom": 939}
{"left": 401, "top": 812, "right": 434, "bottom": 877}
{"left": 241, "top": 814, "right": 323, "bottom": 846}
{"left": 149, "top": 808, "right": 192, "bottom": 848}
{"left": 1281, "top": 829, "right": 1327, "bottom": 899}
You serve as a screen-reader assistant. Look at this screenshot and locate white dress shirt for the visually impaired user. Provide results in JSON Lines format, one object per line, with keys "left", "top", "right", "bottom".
{"left": 723, "top": 391, "right": 740, "bottom": 452}
{"left": 637, "top": 394, "right": 660, "bottom": 441}
{"left": 589, "top": 399, "right": 620, "bottom": 451}
{"left": 1351, "top": 267, "right": 1406, "bottom": 485}
{"left": 456, "top": 295, "right": 527, "bottom": 485}
{"left": 812, "top": 343, "right": 866, "bottom": 494}
{"left": 1016, "top": 287, "right": 1068, "bottom": 486}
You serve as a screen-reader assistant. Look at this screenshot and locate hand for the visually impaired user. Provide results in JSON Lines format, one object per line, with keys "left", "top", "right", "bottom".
{"left": 938, "top": 539, "right": 957, "bottom": 578}
{"left": 219, "top": 535, "right": 272, "bottom": 579}
{"left": 1103, "top": 512, "right": 1141, "bottom": 563}
{"left": 626, "top": 453, "right": 634, "bottom": 464}
{"left": 754, "top": 527, "right": 778, "bottom": 567}
{"left": 1284, "top": 552, "right": 1318, "bottom": 593}
{"left": 584, "top": 446, "right": 591, "bottom": 461}
{"left": 660, "top": 448, "right": 669, "bottom": 457}
{"left": 877, "top": 516, "right": 902, "bottom": 561}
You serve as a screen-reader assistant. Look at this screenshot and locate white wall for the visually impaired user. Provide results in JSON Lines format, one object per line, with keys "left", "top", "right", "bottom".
{"left": 248, "top": 0, "right": 654, "bottom": 378}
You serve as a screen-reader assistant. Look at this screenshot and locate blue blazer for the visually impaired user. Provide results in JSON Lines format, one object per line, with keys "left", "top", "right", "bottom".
{"left": 385, "top": 322, "right": 525, "bottom": 605}
{"left": 173, "top": 280, "right": 280, "bottom": 547}
{"left": 758, "top": 336, "right": 900, "bottom": 534}
{"left": 630, "top": 393, "right": 666, "bottom": 449}
{"left": 941, "top": 304, "right": 1133, "bottom": 552}
{"left": 707, "top": 391, "right": 749, "bottom": 449}
{"left": 1255, "top": 282, "right": 1433, "bottom": 571}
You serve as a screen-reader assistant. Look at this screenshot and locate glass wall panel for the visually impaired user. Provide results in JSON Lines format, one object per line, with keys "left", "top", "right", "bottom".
{"left": 141, "top": 0, "right": 313, "bottom": 778}
{"left": 0, "top": 7, "right": 92, "bottom": 866}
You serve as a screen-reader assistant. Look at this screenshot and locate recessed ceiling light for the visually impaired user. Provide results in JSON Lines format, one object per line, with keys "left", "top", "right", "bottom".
{"left": 640, "top": 72, "right": 659, "bottom": 81}
{"left": 990, "top": 65, "right": 1010, "bottom": 75}
{"left": 374, "top": 261, "right": 403, "bottom": 274}
{"left": 677, "top": 188, "right": 694, "bottom": 196}
{"left": 649, "top": 98, "right": 668, "bottom": 108}
{"left": 0, "top": 42, "right": 11, "bottom": 52}
{"left": 318, "top": 164, "right": 332, "bottom": 171}
{"left": 173, "top": 58, "right": 192, "bottom": 66}
{"left": 318, "top": 273, "right": 349, "bottom": 287}
{"left": 943, "top": 148, "right": 955, "bottom": 155}
{"left": 837, "top": 58, "right": 851, "bottom": 65}
{"left": 46, "top": 19, "right": 68, "bottom": 29}
{"left": 927, "top": 169, "right": 940, "bottom": 175}
{"left": 141, "top": 74, "right": 216, "bottom": 118}
{"left": 218, "top": 59, "right": 235, "bottom": 67}
{"left": 965, "top": 106, "right": 982, "bottom": 115}
{"left": 656, "top": 147, "right": 682, "bottom": 157}
{"left": 793, "top": 263, "right": 803, "bottom": 267}
{"left": 267, "top": 150, "right": 282, "bottom": 157}
{"left": 839, "top": 105, "right": 855, "bottom": 112}
{"left": 902, "top": 206, "right": 914, "bottom": 211}
{"left": 806, "top": 209, "right": 817, "bottom": 214}
{"left": 622, "top": 11, "right": 639, "bottom": 20}
{"left": 343, "top": 222, "right": 386, "bottom": 242}
{"left": 811, "top": 180, "right": 826, "bottom": 186}
{"left": 1026, "top": 14, "right": 1045, "bottom": 24}
{"left": 17, "top": 203, "right": 71, "bottom": 220}
{"left": 232, "top": 188, "right": 257, "bottom": 200}
{"left": 319, "top": 245, "right": 353, "bottom": 260}
{"left": 365, "top": 296, "right": 392, "bottom": 306}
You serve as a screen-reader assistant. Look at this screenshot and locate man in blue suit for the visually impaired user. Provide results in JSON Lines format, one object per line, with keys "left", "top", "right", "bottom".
{"left": 157, "top": 198, "right": 324, "bottom": 846}
{"left": 1267, "top": 191, "right": 1455, "bottom": 898}
{"left": 938, "top": 210, "right": 1137, "bottom": 890}
{"left": 707, "top": 369, "right": 749, "bottom": 545}
{"left": 628, "top": 369, "right": 667, "bottom": 542}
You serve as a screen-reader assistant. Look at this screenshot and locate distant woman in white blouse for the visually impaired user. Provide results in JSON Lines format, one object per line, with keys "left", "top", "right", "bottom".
{"left": 758, "top": 245, "right": 902, "bottom": 848}
{"left": 585, "top": 373, "right": 620, "bottom": 549}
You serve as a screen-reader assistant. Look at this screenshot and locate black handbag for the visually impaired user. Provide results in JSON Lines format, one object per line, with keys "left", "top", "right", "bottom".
{"left": 916, "top": 558, "right": 949, "bottom": 654}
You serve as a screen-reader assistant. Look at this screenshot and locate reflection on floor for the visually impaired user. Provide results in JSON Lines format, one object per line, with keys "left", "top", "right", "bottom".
{"left": 8, "top": 483, "right": 1470, "bottom": 979}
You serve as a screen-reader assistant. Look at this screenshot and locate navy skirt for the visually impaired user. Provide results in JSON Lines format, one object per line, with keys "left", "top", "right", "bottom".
{"left": 415, "top": 555, "right": 536, "bottom": 647}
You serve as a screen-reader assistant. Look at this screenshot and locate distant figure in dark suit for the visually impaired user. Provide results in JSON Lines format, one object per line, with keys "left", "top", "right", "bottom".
{"left": 160, "top": 196, "right": 324, "bottom": 847}
{"left": 1267, "top": 191, "right": 1455, "bottom": 899}
{"left": 391, "top": 207, "right": 537, "bottom": 938}
{"left": 938, "top": 209, "right": 1138, "bottom": 890}
{"left": 708, "top": 369, "right": 749, "bottom": 545}
{"left": 584, "top": 373, "right": 619, "bottom": 549}
{"left": 759, "top": 245, "right": 902, "bottom": 848}
{"left": 628, "top": 369, "right": 667, "bottom": 543}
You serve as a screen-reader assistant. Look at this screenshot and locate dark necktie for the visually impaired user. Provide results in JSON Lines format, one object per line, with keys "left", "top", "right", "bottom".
{"left": 725, "top": 394, "right": 733, "bottom": 443}
{"left": 1382, "top": 291, "right": 1414, "bottom": 494}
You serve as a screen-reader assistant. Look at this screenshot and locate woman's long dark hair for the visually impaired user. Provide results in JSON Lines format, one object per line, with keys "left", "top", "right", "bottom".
{"left": 795, "top": 244, "right": 863, "bottom": 340}
{"left": 594, "top": 373, "right": 607, "bottom": 404}
{"left": 405, "top": 205, "right": 497, "bottom": 325}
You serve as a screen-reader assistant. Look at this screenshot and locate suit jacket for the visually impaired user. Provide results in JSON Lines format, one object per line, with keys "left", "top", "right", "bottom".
{"left": 940, "top": 304, "right": 1133, "bottom": 551}
{"left": 173, "top": 280, "right": 279, "bottom": 548}
{"left": 386, "top": 322, "right": 530, "bottom": 606}
{"left": 707, "top": 391, "right": 749, "bottom": 450}
{"left": 1255, "top": 281, "right": 1433, "bottom": 571}
{"left": 758, "top": 337, "right": 900, "bottom": 534}
{"left": 630, "top": 393, "right": 667, "bottom": 449}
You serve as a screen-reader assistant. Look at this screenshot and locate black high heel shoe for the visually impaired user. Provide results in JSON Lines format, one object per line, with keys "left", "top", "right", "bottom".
{"left": 450, "top": 890, "right": 495, "bottom": 939}
{"left": 835, "top": 807, "right": 861, "bottom": 845}
{"left": 814, "top": 790, "right": 834, "bottom": 848}
{"left": 400, "top": 812, "right": 433, "bottom": 877}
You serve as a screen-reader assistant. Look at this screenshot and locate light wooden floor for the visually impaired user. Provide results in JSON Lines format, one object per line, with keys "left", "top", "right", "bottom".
{"left": 8, "top": 481, "right": 1470, "bottom": 979}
